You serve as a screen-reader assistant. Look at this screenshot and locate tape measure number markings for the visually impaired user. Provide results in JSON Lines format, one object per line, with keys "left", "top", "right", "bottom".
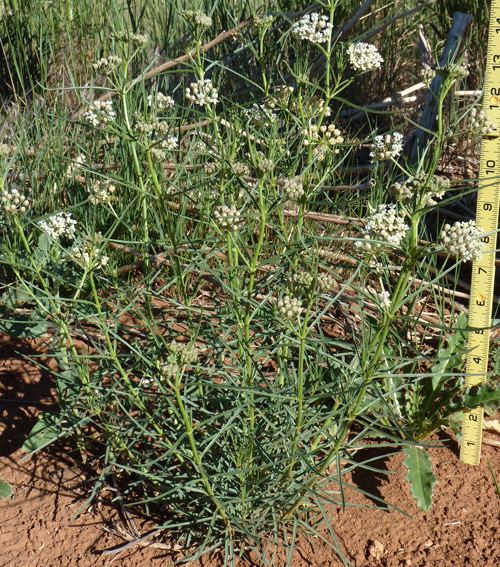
{"left": 460, "top": 2, "right": 500, "bottom": 465}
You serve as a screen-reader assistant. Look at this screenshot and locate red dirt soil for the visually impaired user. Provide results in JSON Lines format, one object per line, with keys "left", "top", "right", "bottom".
{"left": 1, "top": 338, "right": 499, "bottom": 566}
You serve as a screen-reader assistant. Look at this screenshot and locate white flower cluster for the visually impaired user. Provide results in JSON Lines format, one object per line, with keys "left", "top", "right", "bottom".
{"left": 276, "top": 295, "right": 304, "bottom": 320}
{"left": 92, "top": 55, "right": 122, "bottom": 75}
{"left": 39, "top": 212, "right": 77, "bottom": 240}
{"left": 291, "top": 12, "right": 332, "bottom": 44}
{"left": 69, "top": 240, "right": 109, "bottom": 271}
{"left": 370, "top": 132, "right": 404, "bottom": 161}
{"left": 356, "top": 204, "right": 409, "bottom": 252}
{"left": 440, "top": 220, "right": 483, "bottom": 262}
{"left": 392, "top": 174, "right": 449, "bottom": 207}
{"left": 470, "top": 108, "right": 497, "bottom": 135}
{"left": 214, "top": 205, "right": 242, "bottom": 231}
{"left": 147, "top": 92, "right": 175, "bottom": 111}
{"left": 378, "top": 289, "right": 391, "bottom": 310}
{"left": 151, "top": 136, "right": 178, "bottom": 159}
{"left": 87, "top": 179, "right": 116, "bottom": 205}
{"left": 83, "top": 100, "right": 116, "bottom": 127}
{"left": 66, "top": 153, "right": 86, "bottom": 179}
{"left": 185, "top": 79, "right": 218, "bottom": 106}
{"left": 280, "top": 177, "right": 305, "bottom": 201}
{"left": 347, "top": 42, "right": 384, "bottom": 72}
{"left": 1, "top": 185, "right": 31, "bottom": 215}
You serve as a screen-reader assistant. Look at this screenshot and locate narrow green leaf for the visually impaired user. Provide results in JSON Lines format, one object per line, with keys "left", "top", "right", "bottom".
{"left": 431, "top": 313, "right": 467, "bottom": 390}
{"left": 403, "top": 446, "right": 436, "bottom": 511}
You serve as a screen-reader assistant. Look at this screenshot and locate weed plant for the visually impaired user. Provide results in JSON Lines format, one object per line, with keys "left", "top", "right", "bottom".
{"left": 0, "top": 1, "right": 498, "bottom": 564}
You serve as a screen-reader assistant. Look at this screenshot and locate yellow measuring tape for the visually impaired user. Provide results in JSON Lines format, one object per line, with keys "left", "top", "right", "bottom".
{"left": 460, "top": 1, "right": 500, "bottom": 465}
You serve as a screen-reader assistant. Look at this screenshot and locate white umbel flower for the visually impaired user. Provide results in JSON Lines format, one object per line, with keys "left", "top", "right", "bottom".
{"left": 214, "top": 205, "right": 242, "bottom": 231}
{"left": 87, "top": 179, "right": 116, "bottom": 205}
{"left": 347, "top": 42, "right": 384, "bottom": 72}
{"left": 370, "top": 132, "right": 404, "bottom": 161}
{"left": 147, "top": 92, "right": 175, "bottom": 111}
{"left": 93, "top": 55, "right": 122, "bottom": 75}
{"left": 291, "top": 13, "right": 332, "bottom": 44}
{"left": 280, "top": 177, "right": 305, "bottom": 201}
{"left": 83, "top": 100, "right": 116, "bottom": 127}
{"left": 440, "top": 221, "right": 483, "bottom": 262}
{"left": 39, "top": 212, "right": 77, "bottom": 240}
{"left": 276, "top": 295, "right": 304, "bottom": 320}
{"left": 1, "top": 185, "right": 31, "bottom": 214}
{"left": 356, "top": 204, "right": 408, "bottom": 251}
{"left": 186, "top": 79, "right": 218, "bottom": 106}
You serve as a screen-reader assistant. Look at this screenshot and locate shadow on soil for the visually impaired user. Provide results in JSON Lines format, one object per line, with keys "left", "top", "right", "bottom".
{"left": 0, "top": 336, "right": 56, "bottom": 456}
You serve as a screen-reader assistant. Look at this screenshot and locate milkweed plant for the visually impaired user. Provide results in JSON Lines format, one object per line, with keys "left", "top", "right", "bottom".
{"left": 0, "top": 1, "right": 498, "bottom": 563}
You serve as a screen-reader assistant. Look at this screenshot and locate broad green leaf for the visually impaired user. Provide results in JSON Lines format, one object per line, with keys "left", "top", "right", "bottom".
{"left": 0, "top": 480, "right": 12, "bottom": 499}
{"left": 403, "top": 445, "right": 436, "bottom": 511}
{"left": 0, "top": 316, "right": 48, "bottom": 339}
{"left": 22, "top": 413, "right": 58, "bottom": 453}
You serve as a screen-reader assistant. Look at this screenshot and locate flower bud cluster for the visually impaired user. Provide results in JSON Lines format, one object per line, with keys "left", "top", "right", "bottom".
{"left": 392, "top": 174, "right": 449, "bottom": 206}
{"left": 317, "top": 272, "right": 335, "bottom": 292}
{"left": 421, "top": 65, "right": 436, "bottom": 86}
{"left": 159, "top": 341, "right": 199, "bottom": 381}
{"left": 356, "top": 204, "right": 408, "bottom": 252}
{"left": 92, "top": 55, "right": 122, "bottom": 75}
{"left": 291, "top": 12, "right": 332, "bottom": 44}
{"left": 440, "top": 220, "right": 483, "bottom": 262}
{"left": 347, "top": 42, "right": 384, "bottom": 72}
{"left": 151, "top": 136, "right": 178, "bottom": 159}
{"left": 439, "top": 62, "right": 468, "bottom": 81}
{"left": 254, "top": 15, "right": 274, "bottom": 30}
{"left": 83, "top": 100, "right": 116, "bottom": 127}
{"left": 303, "top": 123, "right": 344, "bottom": 161}
{"left": 266, "top": 85, "right": 294, "bottom": 110}
{"left": 276, "top": 295, "right": 304, "bottom": 320}
{"left": 185, "top": 79, "right": 218, "bottom": 106}
{"left": 470, "top": 108, "right": 496, "bottom": 135}
{"left": 147, "top": 92, "right": 175, "bottom": 112}
{"left": 182, "top": 10, "right": 212, "bottom": 29}
{"left": 232, "top": 162, "right": 251, "bottom": 177}
{"left": 245, "top": 104, "right": 277, "bottom": 128}
{"left": 214, "top": 205, "right": 243, "bottom": 231}
{"left": 1, "top": 185, "right": 31, "bottom": 214}
{"left": 69, "top": 235, "right": 109, "bottom": 270}
{"left": 87, "top": 179, "right": 116, "bottom": 205}
{"left": 370, "top": 132, "right": 404, "bottom": 161}
{"left": 253, "top": 151, "right": 274, "bottom": 175}
{"left": 39, "top": 212, "right": 77, "bottom": 240}
{"left": 279, "top": 176, "right": 304, "bottom": 201}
